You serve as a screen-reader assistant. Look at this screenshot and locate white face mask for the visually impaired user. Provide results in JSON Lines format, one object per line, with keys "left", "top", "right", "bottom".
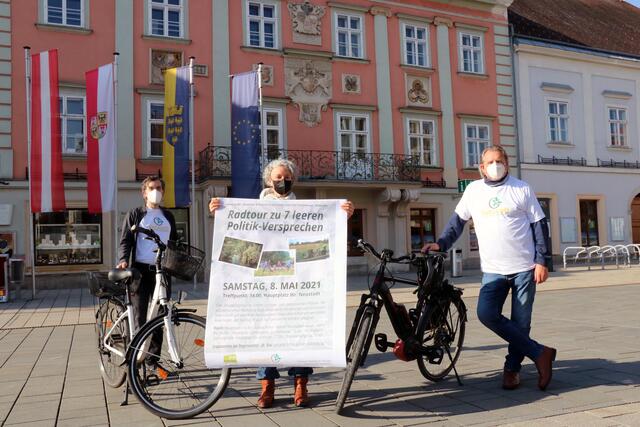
{"left": 485, "top": 162, "right": 506, "bottom": 181}
{"left": 147, "top": 189, "right": 163, "bottom": 205}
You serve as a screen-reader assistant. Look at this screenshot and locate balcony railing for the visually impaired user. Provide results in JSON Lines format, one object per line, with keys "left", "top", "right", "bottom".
{"left": 537, "top": 155, "right": 587, "bottom": 166}
{"left": 198, "top": 146, "right": 422, "bottom": 183}
{"left": 597, "top": 159, "right": 640, "bottom": 169}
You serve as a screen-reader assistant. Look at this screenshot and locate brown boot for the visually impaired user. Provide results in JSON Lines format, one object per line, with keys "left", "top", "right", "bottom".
{"left": 535, "top": 346, "right": 557, "bottom": 391}
{"left": 502, "top": 369, "right": 520, "bottom": 390}
{"left": 257, "top": 379, "right": 275, "bottom": 408}
{"left": 293, "top": 376, "right": 309, "bottom": 407}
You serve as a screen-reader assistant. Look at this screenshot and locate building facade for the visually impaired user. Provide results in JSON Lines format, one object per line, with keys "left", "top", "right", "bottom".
{"left": 0, "top": 0, "right": 513, "bottom": 283}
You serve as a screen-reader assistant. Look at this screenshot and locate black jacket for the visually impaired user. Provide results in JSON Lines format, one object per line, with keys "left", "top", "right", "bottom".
{"left": 118, "top": 206, "right": 178, "bottom": 265}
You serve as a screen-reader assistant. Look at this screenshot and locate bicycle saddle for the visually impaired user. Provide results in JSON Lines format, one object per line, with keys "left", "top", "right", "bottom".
{"left": 108, "top": 268, "right": 141, "bottom": 282}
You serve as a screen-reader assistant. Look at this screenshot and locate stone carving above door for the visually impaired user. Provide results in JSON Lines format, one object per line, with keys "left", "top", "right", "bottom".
{"left": 287, "top": 1, "right": 325, "bottom": 45}
{"left": 405, "top": 74, "right": 431, "bottom": 107}
{"left": 285, "top": 58, "right": 332, "bottom": 127}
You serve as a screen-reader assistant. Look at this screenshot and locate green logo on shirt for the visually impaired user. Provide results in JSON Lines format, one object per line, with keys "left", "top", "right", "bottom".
{"left": 489, "top": 197, "right": 502, "bottom": 209}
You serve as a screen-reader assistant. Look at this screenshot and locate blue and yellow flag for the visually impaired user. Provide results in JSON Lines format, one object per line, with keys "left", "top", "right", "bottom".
{"left": 162, "top": 66, "right": 190, "bottom": 207}
{"left": 231, "top": 71, "right": 262, "bottom": 198}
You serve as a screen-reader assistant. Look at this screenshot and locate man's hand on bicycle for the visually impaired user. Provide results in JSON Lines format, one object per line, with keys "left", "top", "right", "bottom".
{"left": 116, "top": 261, "right": 128, "bottom": 269}
{"left": 421, "top": 242, "right": 440, "bottom": 253}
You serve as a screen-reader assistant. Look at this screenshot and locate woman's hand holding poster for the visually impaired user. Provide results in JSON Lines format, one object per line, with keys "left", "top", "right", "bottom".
{"left": 204, "top": 198, "right": 347, "bottom": 368}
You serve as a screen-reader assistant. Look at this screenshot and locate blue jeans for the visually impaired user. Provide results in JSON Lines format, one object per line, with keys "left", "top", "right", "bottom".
{"left": 477, "top": 269, "right": 544, "bottom": 373}
{"left": 255, "top": 367, "right": 313, "bottom": 380}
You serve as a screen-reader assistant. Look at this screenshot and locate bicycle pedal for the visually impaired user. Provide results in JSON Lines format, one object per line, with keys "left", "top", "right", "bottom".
{"left": 374, "top": 333, "right": 394, "bottom": 353}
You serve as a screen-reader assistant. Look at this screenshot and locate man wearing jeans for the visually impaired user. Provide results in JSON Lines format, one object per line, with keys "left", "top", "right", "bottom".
{"left": 422, "top": 146, "right": 556, "bottom": 391}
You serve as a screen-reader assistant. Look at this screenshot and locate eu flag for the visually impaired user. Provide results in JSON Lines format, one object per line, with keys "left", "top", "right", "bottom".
{"left": 231, "top": 71, "right": 261, "bottom": 198}
{"left": 162, "top": 66, "right": 190, "bottom": 207}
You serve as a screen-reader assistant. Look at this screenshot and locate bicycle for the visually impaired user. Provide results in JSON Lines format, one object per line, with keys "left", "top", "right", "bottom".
{"left": 335, "top": 239, "right": 467, "bottom": 413}
{"left": 90, "top": 225, "right": 231, "bottom": 419}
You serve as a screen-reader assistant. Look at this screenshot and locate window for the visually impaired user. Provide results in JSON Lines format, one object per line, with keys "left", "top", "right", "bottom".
{"left": 410, "top": 208, "right": 436, "bottom": 252}
{"left": 338, "top": 113, "right": 369, "bottom": 158}
{"left": 263, "top": 108, "right": 283, "bottom": 161}
{"left": 464, "top": 123, "right": 490, "bottom": 167}
{"left": 149, "top": 0, "right": 183, "bottom": 38}
{"left": 247, "top": 1, "right": 278, "bottom": 49}
{"left": 335, "top": 12, "right": 363, "bottom": 58}
{"left": 403, "top": 23, "right": 429, "bottom": 67}
{"left": 59, "top": 95, "right": 85, "bottom": 154}
{"left": 407, "top": 118, "right": 436, "bottom": 166}
{"left": 147, "top": 101, "right": 164, "bottom": 157}
{"left": 46, "top": 0, "right": 83, "bottom": 27}
{"left": 547, "top": 100, "right": 569, "bottom": 143}
{"left": 608, "top": 107, "right": 627, "bottom": 147}
{"left": 34, "top": 209, "right": 102, "bottom": 266}
{"left": 459, "top": 31, "right": 483, "bottom": 73}
{"left": 579, "top": 200, "right": 599, "bottom": 246}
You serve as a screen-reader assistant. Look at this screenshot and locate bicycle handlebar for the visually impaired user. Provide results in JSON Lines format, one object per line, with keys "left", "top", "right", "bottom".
{"left": 357, "top": 239, "right": 447, "bottom": 264}
{"left": 130, "top": 225, "right": 165, "bottom": 249}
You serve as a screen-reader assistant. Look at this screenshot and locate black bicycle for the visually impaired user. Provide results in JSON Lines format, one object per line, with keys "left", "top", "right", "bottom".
{"left": 335, "top": 239, "right": 467, "bottom": 413}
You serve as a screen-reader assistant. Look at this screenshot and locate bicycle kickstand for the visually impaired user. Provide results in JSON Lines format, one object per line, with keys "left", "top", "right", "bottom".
{"left": 445, "top": 346, "right": 463, "bottom": 386}
{"left": 121, "top": 383, "right": 129, "bottom": 406}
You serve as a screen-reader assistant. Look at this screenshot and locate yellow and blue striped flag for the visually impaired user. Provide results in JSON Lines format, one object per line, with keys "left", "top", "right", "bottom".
{"left": 162, "top": 66, "right": 190, "bottom": 207}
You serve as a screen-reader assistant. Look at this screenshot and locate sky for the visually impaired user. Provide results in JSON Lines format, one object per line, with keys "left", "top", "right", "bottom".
{"left": 625, "top": 0, "right": 640, "bottom": 7}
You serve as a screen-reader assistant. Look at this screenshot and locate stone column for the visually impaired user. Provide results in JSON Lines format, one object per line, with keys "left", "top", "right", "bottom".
{"left": 115, "top": 0, "right": 135, "bottom": 180}
{"left": 376, "top": 188, "right": 401, "bottom": 253}
{"left": 434, "top": 17, "right": 458, "bottom": 187}
{"left": 371, "top": 6, "right": 394, "bottom": 153}
{"left": 213, "top": 0, "right": 231, "bottom": 146}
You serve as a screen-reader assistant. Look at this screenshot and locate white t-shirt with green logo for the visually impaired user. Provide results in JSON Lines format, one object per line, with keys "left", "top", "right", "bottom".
{"left": 455, "top": 175, "right": 545, "bottom": 275}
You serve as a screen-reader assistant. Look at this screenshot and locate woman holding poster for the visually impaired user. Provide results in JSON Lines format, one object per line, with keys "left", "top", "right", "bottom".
{"left": 209, "top": 159, "right": 354, "bottom": 408}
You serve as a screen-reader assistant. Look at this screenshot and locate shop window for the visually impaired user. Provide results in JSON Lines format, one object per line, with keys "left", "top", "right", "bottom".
{"left": 579, "top": 200, "right": 599, "bottom": 246}
{"left": 168, "top": 207, "right": 190, "bottom": 245}
{"left": 34, "top": 209, "right": 102, "bottom": 266}
{"left": 410, "top": 208, "right": 436, "bottom": 252}
{"left": 348, "top": 208, "right": 364, "bottom": 256}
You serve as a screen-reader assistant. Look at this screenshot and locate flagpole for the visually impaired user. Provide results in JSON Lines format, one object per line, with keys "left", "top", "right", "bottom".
{"left": 257, "top": 63, "right": 264, "bottom": 163}
{"left": 188, "top": 57, "right": 196, "bottom": 289}
{"left": 113, "top": 52, "right": 119, "bottom": 267}
{"left": 24, "top": 46, "right": 36, "bottom": 299}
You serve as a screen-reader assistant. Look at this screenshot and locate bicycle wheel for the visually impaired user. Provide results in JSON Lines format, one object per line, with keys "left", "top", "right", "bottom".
{"left": 127, "top": 312, "right": 231, "bottom": 419}
{"left": 335, "top": 309, "right": 374, "bottom": 414}
{"left": 417, "top": 298, "right": 466, "bottom": 382}
{"left": 95, "top": 298, "right": 128, "bottom": 388}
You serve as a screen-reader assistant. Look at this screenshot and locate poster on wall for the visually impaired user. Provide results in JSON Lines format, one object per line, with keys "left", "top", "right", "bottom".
{"left": 610, "top": 217, "right": 625, "bottom": 242}
{"left": 0, "top": 232, "right": 16, "bottom": 257}
{"left": 204, "top": 198, "right": 347, "bottom": 369}
{"left": 560, "top": 217, "right": 577, "bottom": 243}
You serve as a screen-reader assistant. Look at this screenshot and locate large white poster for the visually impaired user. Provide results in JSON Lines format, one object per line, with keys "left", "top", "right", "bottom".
{"left": 205, "top": 198, "right": 347, "bottom": 368}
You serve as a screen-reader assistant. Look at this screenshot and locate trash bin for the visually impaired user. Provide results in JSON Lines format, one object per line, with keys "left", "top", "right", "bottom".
{"left": 8, "top": 258, "right": 25, "bottom": 301}
{"left": 450, "top": 248, "right": 463, "bottom": 278}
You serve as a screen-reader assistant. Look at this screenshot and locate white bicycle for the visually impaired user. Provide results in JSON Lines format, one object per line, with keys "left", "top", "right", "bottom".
{"left": 90, "top": 225, "right": 231, "bottom": 419}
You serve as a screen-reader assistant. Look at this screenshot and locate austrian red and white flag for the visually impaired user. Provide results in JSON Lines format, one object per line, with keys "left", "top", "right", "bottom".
{"left": 86, "top": 63, "right": 115, "bottom": 213}
{"left": 30, "top": 49, "right": 65, "bottom": 213}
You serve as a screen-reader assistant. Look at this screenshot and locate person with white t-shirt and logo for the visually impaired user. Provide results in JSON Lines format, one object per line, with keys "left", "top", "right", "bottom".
{"left": 117, "top": 176, "right": 178, "bottom": 369}
{"left": 422, "top": 146, "right": 556, "bottom": 391}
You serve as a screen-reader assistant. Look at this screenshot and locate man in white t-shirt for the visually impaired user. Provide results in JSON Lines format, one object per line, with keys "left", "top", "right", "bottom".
{"left": 117, "top": 176, "right": 177, "bottom": 369}
{"left": 422, "top": 146, "right": 556, "bottom": 391}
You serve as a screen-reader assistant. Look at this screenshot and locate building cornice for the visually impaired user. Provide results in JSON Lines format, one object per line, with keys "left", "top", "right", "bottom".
{"left": 515, "top": 41, "right": 640, "bottom": 70}
{"left": 521, "top": 163, "right": 640, "bottom": 175}
{"left": 371, "top": 0, "right": 512, "bottom": 21}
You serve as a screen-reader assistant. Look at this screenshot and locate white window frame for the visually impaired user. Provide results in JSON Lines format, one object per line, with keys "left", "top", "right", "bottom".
{"left": 546, "top": 98, "right": 570, "bottom": 144}
{"left": 458, "top": 30, "right": 484, "bottom": 74}
{"left": 45, "top": 0, "right": 84, "bottom": 27}
{"left": 262, "top": 107, "right": 284, "bottom": 160}
{"left": 146, "top": 99, "right": 164, "bottom": 158}
{"left": 334, "top": 11, "right": 364, "bottom": 59}
{"left": 402, "top": 22, "right": 430, "bottom": 68}
{"left": 59, "top": 93, "right": 86, "bottom": 155}
{"left": 463, "top": 122, "right": 491, "bottom": 167}
{"left": 406, "top": 117, "right": 437, "bottom": 166}
{"left": 336, "top": 112, "right": 371, "bottom": 155}
{"left": 246, "top": 0, "right": 279, "bottom": 49}
{"left": 148, "top": 0, "right": 184, "bottom": 38}
{"left": 607, "top": 105, "right": 628, "bottom": 147}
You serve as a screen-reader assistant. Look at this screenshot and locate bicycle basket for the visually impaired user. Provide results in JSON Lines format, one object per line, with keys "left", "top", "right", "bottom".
{"left": 87, "top": 272, "right": 126, "bottom": 298}
{"left": 161, "top": 240, "right": 205, "bottom": 281}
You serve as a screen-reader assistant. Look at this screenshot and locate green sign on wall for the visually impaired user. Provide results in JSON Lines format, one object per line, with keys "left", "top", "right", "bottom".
{"left": 457, "top": 179, "right": 474, "bottom": 193}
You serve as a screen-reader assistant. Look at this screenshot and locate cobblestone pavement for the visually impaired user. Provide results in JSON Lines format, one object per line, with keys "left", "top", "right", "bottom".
{"left": 0, "top": 268, "right": 639, "bottom": 426}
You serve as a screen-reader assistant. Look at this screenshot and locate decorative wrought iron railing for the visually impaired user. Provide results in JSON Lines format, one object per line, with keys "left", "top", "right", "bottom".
{"left": 537, "top": 155, "right": 587, "bottom": 166}
{"left": 198, "top": 146, "right": 422, "bottom": 182}
{"left": 597, "top": 159, "right": 640, "bottom": 169}
{"left": 422, "top": 178, "right": 447, "bottom": 188}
